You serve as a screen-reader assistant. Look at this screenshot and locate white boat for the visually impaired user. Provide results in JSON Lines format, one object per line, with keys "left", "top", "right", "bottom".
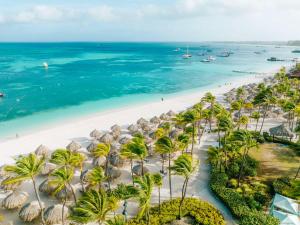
{"left": 182, "top": 46, "right": 192, "bottom": 59}
{"left": 43, "top": 62, "right": 48, "bottom": 69}
{"left": 173, "top": 48, "right": 181, "bottom": 52}
{"left": 201, "top": 56, "right": 216, "bottom": 63}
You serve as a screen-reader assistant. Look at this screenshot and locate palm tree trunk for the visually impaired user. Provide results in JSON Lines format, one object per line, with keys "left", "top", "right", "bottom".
{"left": 259, "top": 107, "right": 267, "bottom": 133}
{"left": 218, "top": 129, "right": 221, "bottom": 148}
{"left": 191, "top": 123, "right": 195, "bottom": 155}
{"left": 161, "top": 157, "right": 165, "bottom": 174}
{"left": 130, "top": 159, "right": 134, "bottom": 185}
{"left": 105, "top": 157, "right": 109, "bottom": 177}
{"left": 141, "top": 159, "right": 144, "bottom": 176}
{"left": 238, "top": 148, "right": 247, "bottom": 187}
{"left": 158, "top": 187, "right": 161, "bottom": 214}
{"left": 179, "top": 178, "right": 188, "bottom": 220}
{"left": 32, "top": 178, "right": 45, "bottom": 225}
{"left": 68, "top": 181, "right": 77, "bottom": 203}
{"left": 168, "top": 153, "right": 172, "bottom": 200}
{"left": 62, "top": 191, "right": 67, "bottom": 225}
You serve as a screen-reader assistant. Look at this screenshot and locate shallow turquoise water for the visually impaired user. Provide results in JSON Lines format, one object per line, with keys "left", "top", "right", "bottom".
{"left": 0, "top": 42, "right": 296, "bottom": 138}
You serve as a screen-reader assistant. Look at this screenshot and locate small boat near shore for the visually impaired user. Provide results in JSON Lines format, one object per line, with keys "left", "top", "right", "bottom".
{"left": 292, "top": 50, "right": 300, "bottom": 53}
{"left": 201, "top": 56, "right": 216, "bottom": 62}
{"left": 217, "top": 52, "right": 230, "bottom": 57}
{"left": 182, "top": 46, "right": 192, "bottom": 59}
{"left": 0, "top": 93, "right": 4, "bottom": 98}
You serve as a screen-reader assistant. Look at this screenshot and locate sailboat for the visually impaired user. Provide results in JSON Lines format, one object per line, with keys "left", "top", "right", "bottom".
{"left": 182, "top": 46, "right": 192, "bottom": 59}
{"left": 43, "top": 62, "right": 49, "bottom": 69}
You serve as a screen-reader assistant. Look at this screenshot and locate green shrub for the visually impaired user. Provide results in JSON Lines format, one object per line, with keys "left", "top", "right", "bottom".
{"left": 273, "top": 177, "right": 300, "bottom": 200}
{"left": 127, "top": 198, "right": 225, "bottom": 225}
{"left": 250, "top": 131, "right": 265, "bottom": 143}
{"left": 240, "top": 211, "right": 279, "bottom": 225}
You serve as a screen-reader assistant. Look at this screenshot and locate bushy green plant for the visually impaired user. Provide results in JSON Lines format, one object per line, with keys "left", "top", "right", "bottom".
{"left": 273, "top": 177, "right": 300, "bottom": 200}
{"left": 127, "top": 198, "right": 225, "bottom": 225}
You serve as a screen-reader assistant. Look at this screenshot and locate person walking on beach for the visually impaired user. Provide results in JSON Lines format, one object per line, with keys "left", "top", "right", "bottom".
{"left": 161, "top": 97, "right": 164, "bottom": 102}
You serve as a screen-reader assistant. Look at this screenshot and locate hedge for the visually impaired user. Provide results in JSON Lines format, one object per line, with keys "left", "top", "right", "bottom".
{"left": 210, "top": 169, "right": 279, "bottom": 225}
{"left": 127, "top": 197, "right": 225, "bottom": 225}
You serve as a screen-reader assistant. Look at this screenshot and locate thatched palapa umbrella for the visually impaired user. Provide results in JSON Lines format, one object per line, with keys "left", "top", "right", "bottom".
{"left": 44, "top": 204, "right": 69, "bottom": 225}
{"left": 119, "top": 136, "right": 130, "bottom": 145}
{"left": 99, "top": 133, "right": 114, "bottom": 144}
{"left": 90, "top": 129, "right": 102, "bottom": 139}
{"left": 269, "top": 124, "right": 294, "bottom": 138}
{"left": 66, "top": 141, "right": 81, "bottom": 152}
{"left": 92, "top": 156, "right": 106, "bottom": 167}
{"left": 1, "top": 177, "right": 21, "bottom": 191}
{"left": 87, "top": 140, "right": 99, "bottom": 152}
{"left": 19, "top": 201, "right": 45, "bottom": 222}
{"left": 127, "top": 124, "right": 139, "bottom": 134}
{"left": 169, "top": 129, "right": 182, "bottom": 139}
{"left": 160, "top": 113, "right": 169, "bottom": 120}
{"left": 41, "top": 162, "right": 56, "bottom": 176}
{"left": 35, "top": 145, "right": 50, "bottom": 157}
{"left": 137, "top": 117, "right": 148, "bottom": 126}
{"left": 111, "top": 124, "right": 122, "bottom": 134}
{"left": 109, "top": 151, "right": 124, "bottom": 167}
{"left": 106, "top": 166, "right": 121, "bottom": 181}
{"left": 55, "top": 185, "right": 75, "bottom": 200}
{"left": 132, "top": 164, "right": 149, "bottom": 176}
{"left": 150, "top": 116, "right": 160, "bottom": 124}
{"left": 39, "top": 179, "right": 56, "bottom": 194}
{"left": 2, "top": 191, "right": 29, "bottom": 209}
{"left": 166, "top": 110, "right": 176, "bottom": 117}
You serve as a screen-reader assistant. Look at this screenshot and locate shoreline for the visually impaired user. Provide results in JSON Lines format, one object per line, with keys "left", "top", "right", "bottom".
{"left": 0, "top": 71, "right": 276, "bottom": 165}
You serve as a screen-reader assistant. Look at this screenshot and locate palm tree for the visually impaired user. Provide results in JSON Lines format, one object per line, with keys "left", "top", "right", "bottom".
{"left": 106, "top": 215, "right": 126, "bottom": 225}
{"left": 175, "top": 110, "right": 198, "bottom": 155}
{"left": 49, "top": 167, "right": 75, "bottom": 224}
{"left": 91, "top": 143, "right": 110, "bottom": 176}
{"left": 155, "top": 136, "right": 176, "bottom": 199}
{"left": 134, "top": 174, "right": 154, "bottom": 225}
{"left": 112, "top": 183, "right": 139, "bottom": 222}
{"left": 152, "top": 173, "right": 163, "bottom": 213}
{"left": 171, "top": 154, "right": 198, "bottom": 220}
{"left": 251, "top": 111, "right": 260, "bottom": 132}
{"left": 192, "top": 102, "right": 204, "bottom": 143}
{"left": 202, "top": 92, "right": 216, "bottom": 131}
{"left": 121, "top": 136, "right": 148, "bottom": 178}
{"left": 177, "top": 133, "right": 190, "bottom": 154}
{"left": 229, "top": 130, "right": 258, "bottom": 186}
{"left": 238, "top": 115, "right": 249, "bottom": 130}
{"left": 207, "top": 146, "right": 224, "bottom": 171}
{"left": 86, "top": 167, "right": 105, "bottom": 191}
{"left": 70, "top": 189, "right": 117, "bottom": 225}
{"left": 3, "top": 153, "right": 46, "bottom": 224}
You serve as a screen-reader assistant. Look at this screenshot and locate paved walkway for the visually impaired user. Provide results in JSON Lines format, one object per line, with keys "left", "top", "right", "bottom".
{"left": 190, "top": 133, "right": 237, "bottom": 225}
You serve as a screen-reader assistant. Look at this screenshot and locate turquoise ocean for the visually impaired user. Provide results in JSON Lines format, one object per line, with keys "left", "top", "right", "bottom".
{"left": 0, "top": 42, "right": 297, "bottom": 139}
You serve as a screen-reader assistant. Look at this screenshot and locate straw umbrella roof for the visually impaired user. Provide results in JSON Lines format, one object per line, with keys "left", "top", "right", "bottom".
{"left": 35, "top": 145, "right": 50, "bottom": 157}
{"left": 119, "top": 136, "right": 131, "bottom": 145}
{"left": 87, "top": 140, "right": 99, "bottom": 152}
{"left": 132, "top": 164, "right": 149, "bottom": 176}
{"left": 111, "top": 124, "right": 122, "bottom": 133}
{"left": 269, "top": 124, "right": 294, "bottom": 138}
{"left": 92, "top": 156, "right": 106, "bottom": 167}
{"left": 55, "top": 186, "right": 74, "bottom": 200}
{"left": 150, "top": 116, "right": 160, "bottom": 124}
{"left": 66, "top": 141, "right": 81, "bottom": 152}
{"left": 141, "top": 124, "right": 151, "bottom": 133}
{"left": 99, "top": 133, "right": 114, "bottom": 144}
{"left": 167, "top": 110, "right": 176, "bottom": 117}
{"left": 41, "top": 162, "right": 56, "bottom": 176}
{"left": 169, "top": 129, "right": 182, "bottom": 139}
{"left": 106, "top": 166, "right": 121, "bottom": 181}
{"left": 39, "top": 179, "right": 56, "bottom": 194}
{"left": 19, "top": 201, "right": 44, "bottom": 222}
{"left": 127, "top": 124, "right": 139, "bottom": 133}
{"left": 44, "top": 204, "right": 69, "bottom": 225}
{"left": 0, "top": 165, "right": 9, "bottom": 178}
{"left": 1, "top": 177, "right": 21, "bottom": 191}
{"left": 109, "top": 152, "right": 124, "bottom": 167}
{"left": 137, "top": 117, "right": 148, "bottom": 125}
{"left": 159, "top": 113, "right": 169, "bottom": 120}
{"left": 2, "top": 191, "right": 29, "bottom": 209}
{"left": 90, "top": 129, "right": 102, "bottom": 139}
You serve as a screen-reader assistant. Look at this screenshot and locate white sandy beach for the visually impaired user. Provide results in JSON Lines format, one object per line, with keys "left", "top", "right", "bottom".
{"left": 0, "top": 74, "right": 270, "bottom": 165}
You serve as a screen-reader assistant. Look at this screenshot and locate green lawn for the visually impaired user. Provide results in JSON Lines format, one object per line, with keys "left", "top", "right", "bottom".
{"left": 249, "top": 143, "right": 300, "bottom": 181}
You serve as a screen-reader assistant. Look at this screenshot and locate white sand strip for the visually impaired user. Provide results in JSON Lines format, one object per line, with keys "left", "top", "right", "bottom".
{"left": 0, "top": 74, "right": 269, "bottom": 165}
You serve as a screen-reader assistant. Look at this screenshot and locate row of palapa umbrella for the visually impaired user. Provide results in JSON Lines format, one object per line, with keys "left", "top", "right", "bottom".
{"left": 0, "top": 110, "right": 178, "bottom": 224}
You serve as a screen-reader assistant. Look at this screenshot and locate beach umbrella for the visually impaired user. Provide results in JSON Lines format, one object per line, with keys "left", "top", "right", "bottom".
{"left": 269, "top": 124, "right": 294, "bottom": 138}
{"left": 109, "top": 151, "right": 124, "bottom": 167}
{"left": 41, "top": 162, "right": 56, "bottom": 176}
{"left": 159, "top": 113, "right": 169, "bottom": 120}
{"left": 119, "top": 136, "right": 131, "bottom": 145}
{"left": 39, "top": 179, "right": 56, "bottom": 194}
{"left": 148, "top": 131, "right": 156, "bottom": 139}
{"left": 90, "top": 129, "right": 102, "bottom": 139}
{"left": 150, "top": 116, "right": 160, "bottom": 124}
{"left": 92, "top": 156, "right": 106, "bottom": 167}
{"left": 127, "top": 124, "right": 139, "bottom": 134}
{"left": 106, "top": 166, "right": 121, "bottom": 181}
{"left": 99, "top": 133, "right": 114, "bottom": 144}
{"left": 86, "top": 140, "right": 99, "bottom": 152}
{"left": 132, "top": 164, "right": 149, "bottom": 176}
{"left": 19, "top": 201, "right": 45, "bottom": 222}
{"left": 169, "top": 129, "right": 182, "bottom": 139}
{"left": 111, "top": 124, "right": 122, "bottom": 133}
{"left": 66, "top": 141, "right": 81, "bottom": 152}
{"left": 1, "top": 177, "right": 21, "bottom": 191}
{"left": 0, "top": 165, "right": 9, "bottom": 178}
{"left": 2, "top": 191, "right": 29, "bottom": 209}
{"left": 166, "top": 110, "right": 176, "bottom": 117}
{"left": 44, "top": 204, "right": 69, "bottom": 225}
{"left": 35, "top": 145, "right": 50, "bottom": 157}
{"left": 141, "top": 124, "right": 151, "bottom": 133}
{"left": 55, "top": 185, "right": 75, "bottom": 200}
{"left": 137, "top": 117, "right": 148, "bottom": 126}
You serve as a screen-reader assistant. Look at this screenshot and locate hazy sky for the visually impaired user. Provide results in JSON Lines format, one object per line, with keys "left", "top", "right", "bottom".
{"left": 0, "top": 0, "right": 299, "bottom": 42}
